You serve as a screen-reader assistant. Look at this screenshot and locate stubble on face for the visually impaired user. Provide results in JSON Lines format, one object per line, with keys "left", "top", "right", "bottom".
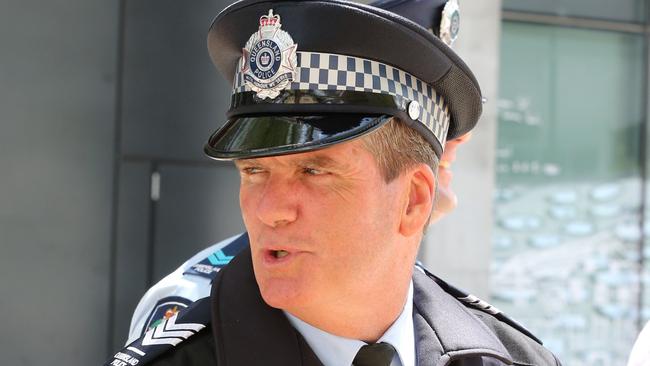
{"left": 235, "top": 139, "right": 416, "bottom": 335}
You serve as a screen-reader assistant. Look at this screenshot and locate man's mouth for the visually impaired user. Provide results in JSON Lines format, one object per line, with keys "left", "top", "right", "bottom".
{"left": 263, "top": 248, "right": 296, "bottom": 264}
{"left": 260, "top": 244, "right": 310, "bottom": 266}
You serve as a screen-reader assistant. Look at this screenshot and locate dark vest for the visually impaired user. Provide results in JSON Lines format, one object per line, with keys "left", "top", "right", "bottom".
{"left": 105, "top": 245, "right": 561, "bottom": 366}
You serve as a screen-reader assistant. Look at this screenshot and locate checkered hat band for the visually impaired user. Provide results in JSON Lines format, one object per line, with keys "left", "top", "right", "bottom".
{"left": 232, "top": 51, "right": 451, "bottom": 143}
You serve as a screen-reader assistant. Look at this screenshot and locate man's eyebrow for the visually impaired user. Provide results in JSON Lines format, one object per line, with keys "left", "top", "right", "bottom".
{"left": 234, "top": 158, "right": 260, "bottom": 167}
{"left": 233, "top": 155, "right": 348, "bottom": 169}
{"left": 298, "top": 155, "right": 344, "bottom": 169}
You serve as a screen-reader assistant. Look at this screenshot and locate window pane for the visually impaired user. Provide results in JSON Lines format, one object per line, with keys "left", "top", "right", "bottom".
{"left": 493, "top": 22, "right": 644, "bottom": 366}
{"left": 503, "top": 0, "right": 646, "bottom": 23}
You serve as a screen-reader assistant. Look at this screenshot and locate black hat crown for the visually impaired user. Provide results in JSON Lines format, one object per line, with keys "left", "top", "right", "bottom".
{"left": 204, "top": 0, "right": 480, "bottom": 160}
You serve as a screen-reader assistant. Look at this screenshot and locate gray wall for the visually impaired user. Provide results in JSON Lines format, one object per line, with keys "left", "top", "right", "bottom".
{"left": 0, "top": 0, "right": 243, "bottom": 363}
{"left": 0, "top": 1, "right": 119, "bottom": 364}
{"left": 0, "top": 0, "right": 501, "bottom": 363}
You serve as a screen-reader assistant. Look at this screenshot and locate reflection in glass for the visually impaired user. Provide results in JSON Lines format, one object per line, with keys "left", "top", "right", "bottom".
{"left": 492, "top": 22, "right": 644, "bottom": 366}
{"left": 502, "top": 0, "right": 646, "bottom": 23}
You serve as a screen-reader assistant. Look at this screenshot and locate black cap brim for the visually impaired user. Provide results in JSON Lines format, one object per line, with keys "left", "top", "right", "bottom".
{"left": 204, "top": 114, "right": 390, "bottom": 160}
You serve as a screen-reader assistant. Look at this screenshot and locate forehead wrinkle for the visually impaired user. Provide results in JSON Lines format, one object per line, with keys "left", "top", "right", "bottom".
{"left": 233, "top": 144, "right": 362, "bottom": 171}
{"left": 299, "top": 155, "right": 336, "bottom": 167}
{"left": 233, "top": 158, "right": 259, "bottom": 168}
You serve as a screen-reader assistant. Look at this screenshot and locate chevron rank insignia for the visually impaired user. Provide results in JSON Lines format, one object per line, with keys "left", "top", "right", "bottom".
{"left": 104, "top": 297, "right": 212, "bottom": 366}
{"left": 183, "top": 235, "right": 248, "bottom": 281}
{"left": 141, "top": 296, "right": 193, "bottom": 336}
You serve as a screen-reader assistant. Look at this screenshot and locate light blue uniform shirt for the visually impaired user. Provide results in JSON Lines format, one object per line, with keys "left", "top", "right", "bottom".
{"left": 285, "top": 281, "right": 415, "bottom": 366}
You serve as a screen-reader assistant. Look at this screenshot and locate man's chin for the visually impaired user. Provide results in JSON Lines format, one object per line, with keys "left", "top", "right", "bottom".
{"left": 257, "top": 277, "right": 308, "bottom": 310}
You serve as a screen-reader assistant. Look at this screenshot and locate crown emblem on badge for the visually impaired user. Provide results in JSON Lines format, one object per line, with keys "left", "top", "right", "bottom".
{"left": 240, "top": 9, "right": 298, "bottom": 99}
{"left": 259, "top": 9, "right": 280, "bottom": 27}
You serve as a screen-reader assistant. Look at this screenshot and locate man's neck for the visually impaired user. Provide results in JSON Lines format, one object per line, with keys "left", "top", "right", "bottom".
{"left": 285, "top": 274, "right": 412, "bottom": 342}
{"left": 284, "top": 281, "right": 415, "bottom": 366}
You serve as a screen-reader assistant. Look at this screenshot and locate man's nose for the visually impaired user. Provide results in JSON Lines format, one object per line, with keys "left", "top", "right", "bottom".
{"left": 255, "top": 175, "right": 299, "bottom": 228}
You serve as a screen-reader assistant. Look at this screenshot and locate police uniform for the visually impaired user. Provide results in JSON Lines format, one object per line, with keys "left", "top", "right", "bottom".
{"left": 126, "top": 234, "right": 245, "bottom": 345}
{"left": 106, "top": 0, "right": 562, "bottom": 364}
{"left": 126, "top": 0, "right": 456, "bottom": 342}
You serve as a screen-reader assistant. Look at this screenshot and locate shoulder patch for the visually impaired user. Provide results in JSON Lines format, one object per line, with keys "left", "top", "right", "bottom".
{"left": 183, "top": 233, "right": 249, "bottom": 281}
{"left": 105, "top": 297, "right": 212, "bottom": 366}
{"left": 141, "top": 296, "right": 193, "bottom": 336}
{"left": 415, "top": 262, "right": 543, "bottom": 345}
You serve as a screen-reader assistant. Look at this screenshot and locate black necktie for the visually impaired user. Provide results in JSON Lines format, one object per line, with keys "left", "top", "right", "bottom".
{"left": 352, "top": 342, "right": 397, "bottom": 366}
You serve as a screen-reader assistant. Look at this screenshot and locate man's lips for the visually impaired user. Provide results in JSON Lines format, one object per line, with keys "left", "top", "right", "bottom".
{"left": 259, "top": 246, "right": 310, "bottom": 266}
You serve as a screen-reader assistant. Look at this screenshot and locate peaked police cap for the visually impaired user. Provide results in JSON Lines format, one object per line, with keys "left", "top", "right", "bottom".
{"left": 204, "top": 0, "right": 481, "bottom": 160}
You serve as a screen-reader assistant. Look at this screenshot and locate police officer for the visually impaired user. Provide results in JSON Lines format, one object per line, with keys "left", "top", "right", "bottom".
{"left": 105, "top": 0, "right": 562, "bottom": 365}
{"left": 125, "top": 0, "right": 471, "bottom": 346}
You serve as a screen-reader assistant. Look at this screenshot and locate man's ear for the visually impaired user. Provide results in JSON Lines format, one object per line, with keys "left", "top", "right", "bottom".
{"left": 399, "top": 163, "right": 436, "bottom": 236}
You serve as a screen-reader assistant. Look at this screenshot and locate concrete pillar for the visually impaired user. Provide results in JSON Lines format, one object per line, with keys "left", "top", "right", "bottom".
{"left": 420, "top": 0, "right": 502, "bottom": 299}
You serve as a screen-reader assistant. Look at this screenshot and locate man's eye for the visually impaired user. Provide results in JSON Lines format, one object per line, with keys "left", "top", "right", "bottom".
{"left": 241, "top": 166, "right": 264, "bottom": 175}
{"left": 302, "top": 167, "right": 324, "bottom": 175}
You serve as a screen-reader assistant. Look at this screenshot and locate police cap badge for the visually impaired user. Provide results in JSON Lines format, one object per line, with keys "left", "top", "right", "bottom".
{"left": 241, "top": 10, "right": 298, "bottom": 99}
{"left": 205, "top": 0, "right": 479, "bottom": 160}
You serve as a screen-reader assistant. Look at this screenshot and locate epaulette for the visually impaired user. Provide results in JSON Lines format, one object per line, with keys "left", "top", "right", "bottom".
{"left": 414, "top": 262, "right": 543, "bottom": 345}
{"left": 182, "top": 233, "right": 249, "bottom": 282}
{"left": 105, "top": 297, "right": 212, "bottom": 366}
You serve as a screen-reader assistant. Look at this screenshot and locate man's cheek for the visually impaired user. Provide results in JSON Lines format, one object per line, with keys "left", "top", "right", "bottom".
{"left": 239, "top": 191, "right": 258, "bottom": 219}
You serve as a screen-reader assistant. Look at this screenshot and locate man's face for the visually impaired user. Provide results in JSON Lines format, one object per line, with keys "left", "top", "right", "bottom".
{"left": 235, "top": 139, "right": 414, "bottom": 313}
{"left": 430, "top": 132, "right": 471, "bottom": 222}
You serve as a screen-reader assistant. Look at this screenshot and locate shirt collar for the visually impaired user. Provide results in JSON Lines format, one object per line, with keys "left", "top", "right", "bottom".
{"left": 378, "top": 280, "right": 415, "bottom": 366}
{"left": 285, "top": 281, "right": 415, "bottom": 366}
